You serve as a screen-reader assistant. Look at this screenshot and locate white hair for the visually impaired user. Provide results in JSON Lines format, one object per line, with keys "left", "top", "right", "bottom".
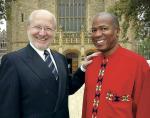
{"left": 27, "top": 9, "right": 57, "bottom": 29}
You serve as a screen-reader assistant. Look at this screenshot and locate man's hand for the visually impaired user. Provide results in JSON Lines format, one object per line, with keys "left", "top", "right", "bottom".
{"left": 82, "top": 52, "right": 100, "bottom": 70}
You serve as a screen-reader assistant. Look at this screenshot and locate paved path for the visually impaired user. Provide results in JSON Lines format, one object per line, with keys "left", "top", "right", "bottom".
{"left": 69, "top": 85, "right": 84, "bottom": 118}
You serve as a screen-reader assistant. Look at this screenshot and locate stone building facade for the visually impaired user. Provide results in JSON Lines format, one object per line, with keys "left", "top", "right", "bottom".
{"left": 0, "top": 30, "right": 7, "bottom": 59}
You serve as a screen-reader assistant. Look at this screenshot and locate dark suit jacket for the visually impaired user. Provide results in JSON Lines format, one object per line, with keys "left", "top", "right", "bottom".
{"left": 0, "top": 44, "right": 85, "bottom": 118}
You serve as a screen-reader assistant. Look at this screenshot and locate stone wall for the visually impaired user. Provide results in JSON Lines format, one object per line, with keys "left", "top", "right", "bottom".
{"left": 0, "top": 30, "right": 7, "bottom": 57}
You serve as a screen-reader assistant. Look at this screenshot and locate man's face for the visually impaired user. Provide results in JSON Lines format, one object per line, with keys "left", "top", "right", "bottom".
{"left": 27, "top": 13, "right": 55, "bottom": 50}
{"left": 91, "top": 16, "right": 119, "bottom": 55}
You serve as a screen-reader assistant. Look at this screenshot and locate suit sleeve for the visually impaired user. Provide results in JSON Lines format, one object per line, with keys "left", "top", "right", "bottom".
{"left": 0, "top": 54, "right": 21, "bottom": 118}
{"left": 62, "top": 56, "right": 85, "bottom": 95}
{"left": 69, "top": 68, "right": 85, "bottom": 95}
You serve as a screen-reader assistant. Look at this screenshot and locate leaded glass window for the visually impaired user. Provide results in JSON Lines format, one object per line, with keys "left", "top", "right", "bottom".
{"left": 57, "top": 0, "right": 86, "bottom": 32}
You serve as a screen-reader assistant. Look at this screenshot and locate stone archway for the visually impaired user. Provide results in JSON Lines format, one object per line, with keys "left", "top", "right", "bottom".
{"left": 65, "top": 51, "right": 79, "bottom": 74}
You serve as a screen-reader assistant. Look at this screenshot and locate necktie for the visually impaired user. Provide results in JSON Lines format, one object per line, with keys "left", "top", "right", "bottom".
{"left": 44, "top": 50, "right": 58, "bottom": 80}
{"left": 92, "top": 57, "right": 108, "bottom": 118}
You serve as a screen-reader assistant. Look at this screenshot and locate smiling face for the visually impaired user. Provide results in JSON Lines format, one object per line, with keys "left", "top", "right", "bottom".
{"left": 27, "top": 10, "right": 56, "bottom": 50}
{"left": 91, "top": 14, "right": 120, "bottom": 56}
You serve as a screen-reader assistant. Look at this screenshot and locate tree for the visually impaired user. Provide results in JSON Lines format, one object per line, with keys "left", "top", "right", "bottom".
{"left": 0, "top": 0, "right": 6, "bottom": 20}
{"left": 109, "top": 0, "right": 150, "bottom": 41}
{"left": 108, "top": 0, "right": 150, "bottom": 59}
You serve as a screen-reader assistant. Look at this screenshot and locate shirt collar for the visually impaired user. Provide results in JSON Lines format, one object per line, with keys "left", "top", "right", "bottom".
{"left": 29, "top": 42, "right": 51, "bottom": 60}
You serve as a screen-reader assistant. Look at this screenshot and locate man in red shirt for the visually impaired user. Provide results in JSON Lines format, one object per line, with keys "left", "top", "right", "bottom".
{"left": 82, "top": 12, "right": 150, "bottom": 118}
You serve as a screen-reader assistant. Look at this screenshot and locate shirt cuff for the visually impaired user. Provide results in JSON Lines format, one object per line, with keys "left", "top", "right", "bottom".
{"left": 80, "top": 65, "right": 86, "bottom": 72}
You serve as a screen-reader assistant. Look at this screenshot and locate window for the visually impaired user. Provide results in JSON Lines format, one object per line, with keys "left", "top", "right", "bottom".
{"left": 57, "top": 0, "right": 86, "bottom": 32}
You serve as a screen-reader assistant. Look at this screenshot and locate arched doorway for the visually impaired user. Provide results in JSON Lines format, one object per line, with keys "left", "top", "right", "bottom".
{"left": 65, "top": 52, "right": 78, "bottom": 74}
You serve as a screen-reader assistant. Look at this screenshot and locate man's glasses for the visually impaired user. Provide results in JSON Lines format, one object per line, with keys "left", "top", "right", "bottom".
{"left": 31, "top": 25, "right": 55, "bottom": 32}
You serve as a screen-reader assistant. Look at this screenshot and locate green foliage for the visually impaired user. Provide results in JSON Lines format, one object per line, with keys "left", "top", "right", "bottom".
{"left": 121, "top": 20, "right": 129, "bottom": 40}
{"left": 108, "top": 0, "right": 150, "bottom": 59}
{"left": 108, "top": 0, "right": 150, "bottom": 41}
{"left": 137, "top": 39, "right": 150, "bottom": 59}
{"left": 111, "top": 0, "right": 150, "bottom": 22}
{"left": 0, "top": 0, "right": 6, "bottom": 20}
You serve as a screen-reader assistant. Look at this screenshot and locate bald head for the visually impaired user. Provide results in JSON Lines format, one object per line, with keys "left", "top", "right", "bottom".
{"left": 27, "top": 9, "right": 56, "bottom": 29}
{"left": 92, "top": 12, "right": 119, "bottom": 29}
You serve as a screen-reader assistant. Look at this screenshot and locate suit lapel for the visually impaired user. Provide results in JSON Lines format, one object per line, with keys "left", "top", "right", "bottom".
{"left": 21, "top": 44, "right": 53, "bottom": 80}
